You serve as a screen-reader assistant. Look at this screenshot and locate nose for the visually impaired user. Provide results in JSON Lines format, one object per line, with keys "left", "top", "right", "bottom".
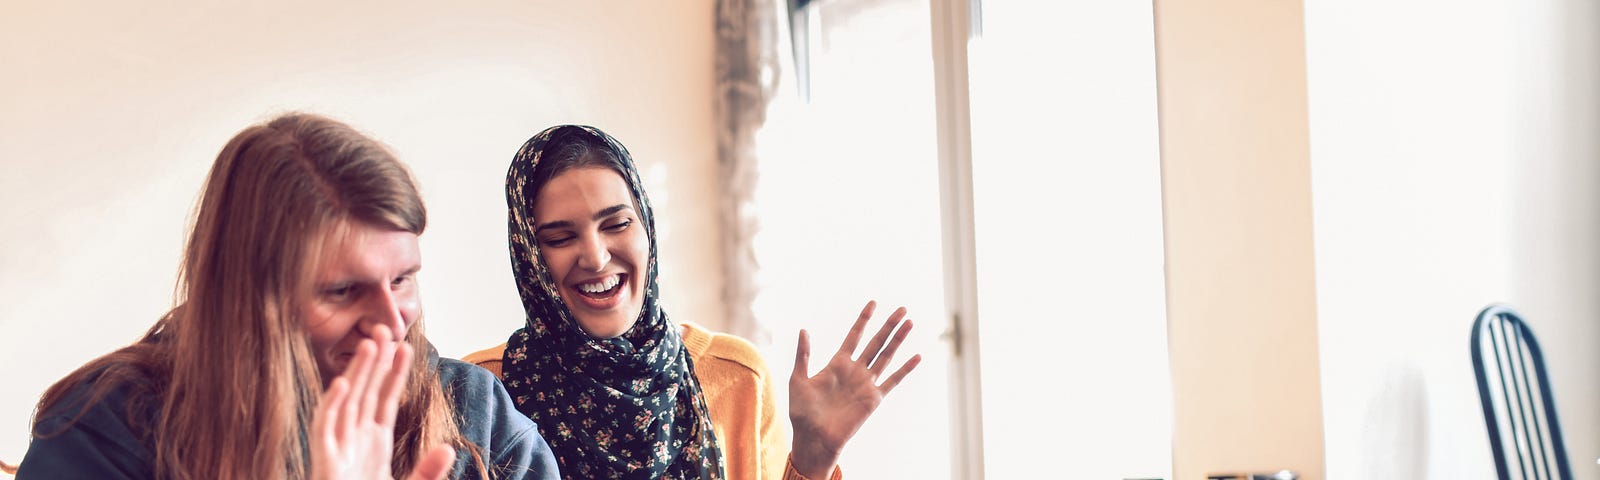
{"left": 576, "top": 233, "right": 611, "bottom": 272}
{"left": 360, "top": 287, "right": 407, "bottom": 342}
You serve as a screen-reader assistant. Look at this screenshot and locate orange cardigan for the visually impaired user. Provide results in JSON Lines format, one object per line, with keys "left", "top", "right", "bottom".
{"left": 462, "top": 322, "right": 839, "bottom": 480}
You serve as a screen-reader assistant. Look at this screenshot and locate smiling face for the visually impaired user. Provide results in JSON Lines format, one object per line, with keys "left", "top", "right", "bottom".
{"left": 531, "top": 166, "right": 650, "bottom": 339}
{"left": 299, "top": 221, "right": 422, "bottom": 385}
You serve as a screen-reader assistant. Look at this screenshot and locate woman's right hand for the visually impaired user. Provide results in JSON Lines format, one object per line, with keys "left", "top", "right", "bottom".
{"left": 310, "top": 326, "right": 455, "bottom": 480}
{"left": 787, "top": 301, "right": 922, "bottom": 480}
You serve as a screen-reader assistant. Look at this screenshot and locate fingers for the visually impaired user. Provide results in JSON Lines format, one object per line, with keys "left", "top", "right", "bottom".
{"left": 877, "top": 354, "right": 922, "bottom": 394}
{"left": 791, "top": 329, "right": 811, "bottom": 380}
{"left": 359, "top": 325, "right": 397, "bottom": 427}
{"left": 376, "top": 343, "right": 414, "bottom": 426}
{"left": 315, "top": 376, "right": 349, "bottom": 446}
{"left": 867, "top": 319, "right": 913, "bottom": 376}
{"left": 312, "top": 325, "right": 412, "bottom": 479}
{"left": 835, "top": 300, "right": 877, "bottom": 357}
{"left": 405, "top": 444, "right": 457, "bottom": 480}
{"left": 855, "top": 306, "right": 907, "bottom": 365}
{"left": 335, "top": 324, "right": 411, "bottom": 432}
{"left": 341, "top": 339, "right": 379, "bottom": 436}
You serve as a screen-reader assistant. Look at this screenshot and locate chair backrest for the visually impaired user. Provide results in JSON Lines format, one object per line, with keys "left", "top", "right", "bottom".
{"left": 1471, "top": 304, "right": 1572, "bottom": 480}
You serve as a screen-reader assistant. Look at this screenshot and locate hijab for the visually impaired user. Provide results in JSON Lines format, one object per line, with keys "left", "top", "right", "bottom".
{"left": 500, "top": 125, "right": 724, "bottom": 479}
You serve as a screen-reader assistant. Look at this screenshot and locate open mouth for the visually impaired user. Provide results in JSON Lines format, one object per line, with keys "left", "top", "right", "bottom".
{"left": 572, "top": 274, "right": 626, "bottom": 305}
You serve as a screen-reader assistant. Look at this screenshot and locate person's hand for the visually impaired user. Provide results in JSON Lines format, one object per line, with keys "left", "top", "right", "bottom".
{"left": 310, "top": 326, "right": 455, "bottom": 480}
{"left": 788, "top": 301, "right": 922, "bottom": 480}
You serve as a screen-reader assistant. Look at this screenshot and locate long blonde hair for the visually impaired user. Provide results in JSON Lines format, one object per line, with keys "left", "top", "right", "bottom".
{"left": 34, "top": 113, "right": 480, "bottom": 479}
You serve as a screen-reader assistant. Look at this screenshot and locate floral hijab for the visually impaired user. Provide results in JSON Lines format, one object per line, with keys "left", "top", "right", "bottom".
{"left": 501, "top": 125, "right": 724, "bottom": 479}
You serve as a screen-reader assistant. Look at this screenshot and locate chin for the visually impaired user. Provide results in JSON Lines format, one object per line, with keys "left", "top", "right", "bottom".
{"left": 582, "top": 324, "right": 630, "bottom": 339}
{"left": 575, "top": 315, "right": 635, "bottom": 339}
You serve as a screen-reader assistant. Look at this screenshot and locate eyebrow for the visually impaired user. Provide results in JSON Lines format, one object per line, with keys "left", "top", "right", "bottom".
{"left": 534, "top": 204, "right": 633, "bottom": 234}
{"left": 315, "top": 264, "right": 422, "bottom": 290}
{"left": 315, "top": 262, "right": 419, "bottom": 284}
{"left": 398, "top": 264, "right": 422, "bottom": 278}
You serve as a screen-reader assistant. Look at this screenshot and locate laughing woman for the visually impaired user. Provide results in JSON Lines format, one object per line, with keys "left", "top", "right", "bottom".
{"left": 464, "top": 125, "right": 920, "bottom": 480}
{"left": 18, "top": 113, "right": 559, "bottom": 479}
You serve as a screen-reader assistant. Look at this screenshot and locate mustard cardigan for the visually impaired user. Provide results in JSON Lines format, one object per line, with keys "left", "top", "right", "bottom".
{"left": 463, "top": 322, "right": 840, "bottom": 480}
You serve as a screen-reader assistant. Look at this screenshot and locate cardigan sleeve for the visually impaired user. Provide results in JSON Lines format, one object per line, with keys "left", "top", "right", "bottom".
{"left": 757, "top": 357, "right": 790, "bottom": 480}
{"left": 782, "top": 456, "right": 844, "bottom": 480}
{"left": 684, "top": 326, "right": 844, "bottom": 480}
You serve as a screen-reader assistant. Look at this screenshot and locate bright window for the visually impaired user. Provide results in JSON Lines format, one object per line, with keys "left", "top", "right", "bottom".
{"left": 752, "top": 1, "right": 1168, "bottom": 479}
{"left": 753, "top": 1, "right": 952, "bottom": 479}
{"left": 968, "top": 2, "right": 1171, "bottom": 479}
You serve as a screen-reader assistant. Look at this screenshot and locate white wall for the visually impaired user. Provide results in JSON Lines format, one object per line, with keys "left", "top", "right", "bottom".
{"left": 1305, "top": 0, "right": 1600, "bottom": 478}
{"left": 0, "top": 0, "right": 724, "bottom": 461}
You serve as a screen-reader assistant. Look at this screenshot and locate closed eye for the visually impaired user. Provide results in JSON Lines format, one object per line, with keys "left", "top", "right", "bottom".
{"left": 538, "top": 235, "right": 575, "bottom": 248}
{"left": 321, "top": 284, "right": 357, "bottom": 303}
{"left": 603, "top": 219, "right": 632, "bottom": 232}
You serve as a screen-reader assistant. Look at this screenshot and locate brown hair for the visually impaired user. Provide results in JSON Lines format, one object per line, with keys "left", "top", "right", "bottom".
{"left": 33, "top": 113, "right": 482, "bottom": 479}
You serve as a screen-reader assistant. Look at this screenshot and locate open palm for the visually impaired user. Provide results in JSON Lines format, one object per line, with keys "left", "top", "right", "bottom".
{"left": 788, "top": 301, "right": 922, "bottom": 479}
{"left": 310, "top": 329, "right": 454, "bottom": 480}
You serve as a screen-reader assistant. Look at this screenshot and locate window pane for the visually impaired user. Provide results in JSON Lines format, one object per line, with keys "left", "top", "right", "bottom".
{"left": 753, "top": 0, "right": 951, "bottom": 479}
{"left": 968, "top": 2, "right": 1171, "bottom": 479}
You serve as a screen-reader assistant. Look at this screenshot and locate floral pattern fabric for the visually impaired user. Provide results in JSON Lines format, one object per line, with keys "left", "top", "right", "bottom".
{"left": 501, "top": 125, "right": 725, "bottom": 479}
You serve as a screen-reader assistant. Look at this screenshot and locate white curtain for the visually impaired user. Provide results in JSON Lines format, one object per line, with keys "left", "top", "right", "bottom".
{"left": 713, "top": 0, "right": 784, "bottom": 341}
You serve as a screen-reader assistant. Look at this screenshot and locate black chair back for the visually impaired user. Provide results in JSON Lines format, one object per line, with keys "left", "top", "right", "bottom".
{"left": 1471, "top": 304, "right": 1572, "bottom": 480}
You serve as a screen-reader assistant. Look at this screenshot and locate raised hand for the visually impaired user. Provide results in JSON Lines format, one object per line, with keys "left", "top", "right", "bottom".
{"left": 788, "top": 301, "right": 922, "bottom": 480}
{"left": 310, "top": 326, "right": 455, "bottom": 480}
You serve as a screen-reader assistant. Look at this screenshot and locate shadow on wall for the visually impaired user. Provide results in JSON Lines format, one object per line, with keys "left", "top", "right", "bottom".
{"left": 1362, "top": 364, "right": 1429, "bottom": 478}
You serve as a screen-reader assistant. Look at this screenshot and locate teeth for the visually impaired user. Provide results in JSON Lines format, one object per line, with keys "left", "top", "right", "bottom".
{"left": 577, "top": 275, "right": 620, "bottom": 294}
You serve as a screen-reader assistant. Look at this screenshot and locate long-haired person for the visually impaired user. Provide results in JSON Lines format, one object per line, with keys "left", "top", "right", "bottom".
{"left": 464, "top": 125, "right": 920, "bottom": 480}
{"left": 18, "top": 113, "right": 559, "bottom": 480}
